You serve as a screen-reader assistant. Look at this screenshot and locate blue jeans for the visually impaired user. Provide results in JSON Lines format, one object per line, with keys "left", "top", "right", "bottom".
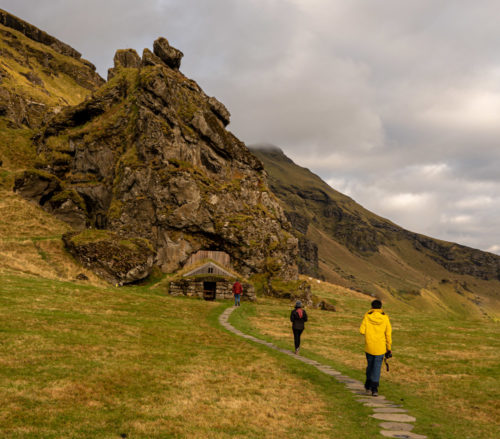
{"left": 234, "top": 294, "right": 241, "bottom": 306}
{"left": 365, "top": 353, "right": 384, "bottom": 392}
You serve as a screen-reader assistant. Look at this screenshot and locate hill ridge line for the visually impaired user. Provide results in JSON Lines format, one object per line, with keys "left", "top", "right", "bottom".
{"left": 219, "top": 306, "right": 427, "bottom": 439}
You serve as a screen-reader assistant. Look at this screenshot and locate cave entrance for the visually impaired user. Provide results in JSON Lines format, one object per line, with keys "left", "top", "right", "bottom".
{"left": 203, "top": 282, "right": 216, "bottom": 301}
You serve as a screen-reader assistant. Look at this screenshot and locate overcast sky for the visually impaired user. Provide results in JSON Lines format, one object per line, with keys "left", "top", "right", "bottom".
{"left": 3, "top": 0, "right": 500, "bottom": 254}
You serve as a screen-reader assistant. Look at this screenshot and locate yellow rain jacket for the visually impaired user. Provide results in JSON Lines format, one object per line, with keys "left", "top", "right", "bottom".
{"left": 359, "top": 309, "right": 392, "bottom": 356}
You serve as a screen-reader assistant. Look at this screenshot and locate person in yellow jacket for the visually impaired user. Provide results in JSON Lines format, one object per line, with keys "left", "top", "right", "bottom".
{"left": 359, "top": 299, "right": 392, "bottom": 396}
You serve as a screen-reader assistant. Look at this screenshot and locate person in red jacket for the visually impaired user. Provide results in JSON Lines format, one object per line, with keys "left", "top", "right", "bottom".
{"left": 232, "top": 280, "right": 243, "bottom": 306}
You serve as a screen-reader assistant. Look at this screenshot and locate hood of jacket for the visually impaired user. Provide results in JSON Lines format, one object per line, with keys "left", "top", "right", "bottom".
{"left": 365, "top": 309, "right": 387, "bottom": 325}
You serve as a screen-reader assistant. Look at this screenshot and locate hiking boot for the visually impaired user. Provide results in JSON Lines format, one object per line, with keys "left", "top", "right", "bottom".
{"left": 295, "top": 348, "right": 300, "bottom": 355}
{"left": 372, "top": 391, "right": 378, "bottom": 397}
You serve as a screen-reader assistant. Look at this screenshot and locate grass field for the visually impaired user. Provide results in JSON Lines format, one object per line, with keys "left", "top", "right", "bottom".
{"left": 1, "top": 186, "right": 498, "bottom": 438}
{"left": 0, "top": 273, "right": 387, "bottom": 438}
{"left": 229, "top": 281, "right": 500, "bottom": 439}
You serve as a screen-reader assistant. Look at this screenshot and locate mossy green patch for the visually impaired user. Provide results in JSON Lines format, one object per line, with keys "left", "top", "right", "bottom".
{"left": 66, "top": 229, "right": 112, "bottom": 245}
{"left": 49, "top": 189, "right": 86, "bottom": 210}
{"left": 0, "top": 119, "right": 35, "bottom": 170}
{"left": 107, "top": 199, "right": 124, "bottom": 220}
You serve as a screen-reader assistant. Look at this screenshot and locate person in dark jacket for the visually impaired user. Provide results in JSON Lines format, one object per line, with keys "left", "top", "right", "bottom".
{"left": 290, "top": 301, "right": 308, "bottom": 354}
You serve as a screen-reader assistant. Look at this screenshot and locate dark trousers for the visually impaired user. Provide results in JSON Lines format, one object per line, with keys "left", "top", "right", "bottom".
{"left": 293, "top": 328, "right": 303, "bottom": 350}
{"left": 365, "top": 353, "right": 384, "bottom": 392}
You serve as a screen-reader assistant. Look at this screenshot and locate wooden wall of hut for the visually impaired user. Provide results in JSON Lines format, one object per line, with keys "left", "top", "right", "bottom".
{"left": 186, "top": 251, "right": 231, "bottom": 268}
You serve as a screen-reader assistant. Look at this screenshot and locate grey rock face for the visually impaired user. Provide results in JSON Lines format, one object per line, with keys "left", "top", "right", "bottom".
{"left": 114, "top": 49, "right": 141, "bottom": 69}
{"left": 15, "top": 38, "right": 299, "bottom": 283}
{"left": 208, "top": 96, "right": 230, "bottom": 126}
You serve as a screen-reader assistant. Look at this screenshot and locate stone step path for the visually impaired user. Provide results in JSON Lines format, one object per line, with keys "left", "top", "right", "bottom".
{"left": 219, "top": 306, "right": 427, "bottom": 439}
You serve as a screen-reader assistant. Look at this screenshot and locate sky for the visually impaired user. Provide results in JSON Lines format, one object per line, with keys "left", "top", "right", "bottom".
{"left": 2, "top": 0, "right": 500, "bottom": 254}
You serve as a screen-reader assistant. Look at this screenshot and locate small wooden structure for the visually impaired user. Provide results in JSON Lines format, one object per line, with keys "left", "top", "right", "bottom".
{"left": 183, "top": 261, "right": 235, "bottom": 278}
{"left": 168, "top": 251, "right": 255, "bottom": 301}
{"left": 185, "top": 250, "right": 231, "bottom": 268}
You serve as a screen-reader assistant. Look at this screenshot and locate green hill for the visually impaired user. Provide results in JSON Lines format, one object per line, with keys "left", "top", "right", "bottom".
{"left": 250, "top": 145, "right": 500, "bottom": 318}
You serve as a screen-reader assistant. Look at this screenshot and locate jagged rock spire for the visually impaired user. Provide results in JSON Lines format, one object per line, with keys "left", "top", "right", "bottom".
{"left": 153, "top": 37, "right": 183, "bottom": 69}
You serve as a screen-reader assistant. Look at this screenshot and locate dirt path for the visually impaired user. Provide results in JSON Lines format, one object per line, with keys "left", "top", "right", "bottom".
{"left": 220, "top": 306, "right": 427, "bottom": 439}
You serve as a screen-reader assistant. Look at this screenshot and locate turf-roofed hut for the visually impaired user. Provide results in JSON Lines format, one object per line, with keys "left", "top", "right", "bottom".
{"left": 169, "top": 250, "right": 255, "bottom": 301}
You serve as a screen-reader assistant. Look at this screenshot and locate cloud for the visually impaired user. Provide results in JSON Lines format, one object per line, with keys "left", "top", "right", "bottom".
{"left": 2, "top": 0, "right": 500, "bottom": 254}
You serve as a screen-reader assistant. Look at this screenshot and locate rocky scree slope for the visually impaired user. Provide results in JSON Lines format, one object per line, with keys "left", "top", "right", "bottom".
{"left": 251, "top": 145, "right": 500, "bottom": 308}
{"left": 14, "top": 40, "right": 298, "bottom": 284}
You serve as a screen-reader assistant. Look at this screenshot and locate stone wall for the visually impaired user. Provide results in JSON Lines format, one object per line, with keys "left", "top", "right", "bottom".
{"left": 169, "top": 280, "right": 256, "bottom": 301}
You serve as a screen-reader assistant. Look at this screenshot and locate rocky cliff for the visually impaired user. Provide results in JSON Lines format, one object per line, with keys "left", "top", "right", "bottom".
{"left": 14, "top": 39, "right": 298, "bottom": 283}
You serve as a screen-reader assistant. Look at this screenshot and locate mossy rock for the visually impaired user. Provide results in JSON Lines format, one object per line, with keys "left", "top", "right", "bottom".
{"left": 63, "top": 230, "right": 155, "bottom": 285}
{"left": 49, "top": 188, "right": 86, "bottom": 211}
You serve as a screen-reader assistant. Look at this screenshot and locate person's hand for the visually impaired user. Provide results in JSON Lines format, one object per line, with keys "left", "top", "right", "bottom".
{"left": 385, "top": 350, "right": 392, "bottom": 359}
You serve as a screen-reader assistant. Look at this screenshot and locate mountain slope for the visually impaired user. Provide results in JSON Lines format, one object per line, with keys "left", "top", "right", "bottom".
{"left": 0, "top": 9, "right": 106, "bottom": 285}
{"left": 250, "top": 145, "right": 500, "bottom": 316}
{"left": 0, "top": 8, "right": 104, "bottom": 171}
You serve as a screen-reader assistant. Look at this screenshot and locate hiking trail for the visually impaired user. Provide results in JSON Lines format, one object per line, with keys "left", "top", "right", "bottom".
{"left": 219, "top": 306, "right": 427, "bottom": 439}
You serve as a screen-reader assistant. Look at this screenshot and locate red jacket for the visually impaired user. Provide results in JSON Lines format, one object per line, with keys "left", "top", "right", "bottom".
{"left": 232, "top": 281, "right": 242, "bottom": 295}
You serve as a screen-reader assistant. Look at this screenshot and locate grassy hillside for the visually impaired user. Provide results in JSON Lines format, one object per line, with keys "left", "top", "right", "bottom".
{"left": 0, "top": 272, "right": 391, "bottom": 438}
{"left": 251, "top": 146, "right": 500, "bottom": 319}
{"left": 231, "top": 283, "right": 500, "bottom": 439}
{"left": 0, "top": 11, "right": 103, "bottom": 171}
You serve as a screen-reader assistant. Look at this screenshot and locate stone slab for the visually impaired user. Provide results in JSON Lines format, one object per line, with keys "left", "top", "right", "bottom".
{"left": 356, "top": 398, "right": 390, "bottom": 403}
{"left": 352, "top": 389, "right": 376, "bottom": 395}
{"left": 379, "top": 422, "right": 414, "bottom": 432}
{"left": 364, "top": 402, "right": 400, "bottom": 408}
{"left": 380, "top": 431, "right": 426, "bottom": 438}
{"left": 371, "top": 413, "right": 416, "bottom": 423}
{"left": 373, "top": 408, "right": 408, "bottom": 413}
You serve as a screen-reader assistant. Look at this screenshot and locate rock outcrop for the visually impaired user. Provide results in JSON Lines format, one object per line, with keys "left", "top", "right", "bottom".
{"left": 62, "top": 230, "right": 155, "bottom": 284}
{"left": 15, "top": 38, "right": 298, "bottom": 283}
{"left": 153, "top": 37, "right": 183, "bottom": 69}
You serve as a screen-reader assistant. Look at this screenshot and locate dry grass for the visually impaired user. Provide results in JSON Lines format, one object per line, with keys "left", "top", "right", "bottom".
{"left": 237, "top": 283, "right": 500, "bottom": 439}
{"left": 0, "top": 188, "right": 71, "bottom": 238}
{"left": 0, "top": 187, "right": 102, "bottom": 284}
{"left": 0, "top": 273, "right": 374, "bottom": 438}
